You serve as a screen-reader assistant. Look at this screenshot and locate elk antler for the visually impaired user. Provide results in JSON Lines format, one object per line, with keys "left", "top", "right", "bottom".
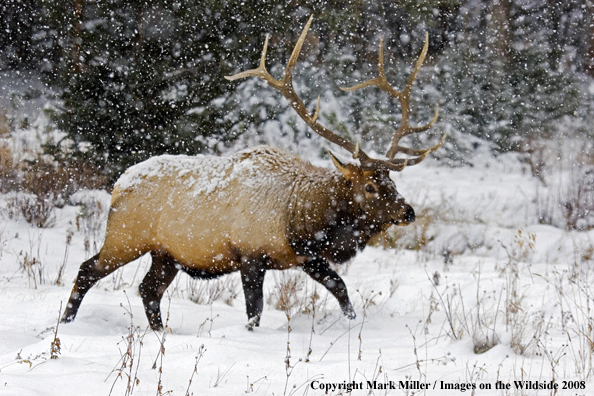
{"left": 225, "top": 15, "right": 444, "bottom": 171}
{"left": 342, "top": 33, "right": 446, "bottom": 168}
{"left": 225, "top": 16, "right": 357, "bottom": 154}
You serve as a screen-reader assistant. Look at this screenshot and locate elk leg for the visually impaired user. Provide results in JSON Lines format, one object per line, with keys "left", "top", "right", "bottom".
{"left": 240, "top": 258, "right": 266, "bottom": 331}
{"left": 61, "top": 253, "right": 109, "bottom": 323}
{"left": 138, "top": 252, "right": 180, "bottom": 331}
{"left": 301, "top": 257, "right": 356, "bottom": 319}
{"left": 62, "top": 243, "right": 149, "bottom": 325}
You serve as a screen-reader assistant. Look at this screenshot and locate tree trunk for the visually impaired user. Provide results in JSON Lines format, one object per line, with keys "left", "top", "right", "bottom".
{"left": 487, "top": 0, "right": 511, "bottom": 65}
{"left": 586, "top": 1, "right": 594, "bottom": 77}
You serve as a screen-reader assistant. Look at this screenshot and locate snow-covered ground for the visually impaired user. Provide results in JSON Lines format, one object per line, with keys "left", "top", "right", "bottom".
{"left": 2, "top": 147, "right": 594, "bottom": 396}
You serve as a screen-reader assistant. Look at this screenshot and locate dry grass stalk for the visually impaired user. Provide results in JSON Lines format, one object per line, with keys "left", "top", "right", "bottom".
{"left": 50, "top": 303, "right": 62, "bottom": 360}
{"left": 76, "top": 199, "right": 106, "bottom": 258}
{"left": 188, "top": 276, "right": 238, "bottom": 306}
{"left": 55, "top": 228, "right": 73, "bottom": 286}
{"left": 357, "top": 290, "right": 380, "bottom": 361}
{"left": 108, "top": 293, "right": 146, "bottom": 396}
{"left": 184, "top": 344, "right": 206, "bottom": 396}
{"left": 269, "top": 271, "right": 306, "bottom": 316}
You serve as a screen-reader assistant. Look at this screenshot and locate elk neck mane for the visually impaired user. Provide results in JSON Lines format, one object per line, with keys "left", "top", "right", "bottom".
{"left": 232, "top": 145, "right": 368, "bottom": 260}
{"left": 256, "top": 148, "right": 378, "bottom": 263}
{"left": 234, "top": 146, "right": 356, "bottom": 231}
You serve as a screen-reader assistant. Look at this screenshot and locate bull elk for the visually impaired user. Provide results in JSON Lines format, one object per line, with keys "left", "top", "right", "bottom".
{"left": 61, "top": 15, "right": 444, "bottom": 331}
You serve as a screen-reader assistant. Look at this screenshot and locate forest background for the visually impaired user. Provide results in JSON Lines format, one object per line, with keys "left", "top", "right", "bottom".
{"left": 1, "top": 0, "right": 593, "bottom": 192}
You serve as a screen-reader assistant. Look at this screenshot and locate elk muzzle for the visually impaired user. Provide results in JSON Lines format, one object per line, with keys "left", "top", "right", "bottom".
{"left": 392, "top": 204, "right": 415, "bottom": 226}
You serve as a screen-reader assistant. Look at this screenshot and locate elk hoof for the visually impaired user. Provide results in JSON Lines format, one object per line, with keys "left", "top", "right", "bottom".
{"left": 342, "top": 305, "right": 356, "bottom": 320}
{"left": 246, "top": 316, "right": 260, "bottom": 331}
{"left": 60, "top": 313, "right": 74, "bottom": 324}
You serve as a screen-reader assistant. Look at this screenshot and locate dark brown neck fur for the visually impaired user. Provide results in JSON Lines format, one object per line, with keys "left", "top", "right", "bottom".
{"left": 286, "top": 167, "right": 386, "bottom": 264}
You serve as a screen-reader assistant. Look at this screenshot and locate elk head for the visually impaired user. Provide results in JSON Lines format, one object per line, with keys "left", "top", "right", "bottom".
{"left": 225, "top": 15, "right": 445, "bottom": 230}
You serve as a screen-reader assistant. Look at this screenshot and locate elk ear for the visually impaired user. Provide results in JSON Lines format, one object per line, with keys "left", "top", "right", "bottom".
{"left": 329, "top": 150, "right": 356, "bottom": 181}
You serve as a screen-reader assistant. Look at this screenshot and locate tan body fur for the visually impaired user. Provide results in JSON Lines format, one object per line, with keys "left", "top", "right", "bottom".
{"left": 100, "top": 145, "right": 350, "bottom": 275}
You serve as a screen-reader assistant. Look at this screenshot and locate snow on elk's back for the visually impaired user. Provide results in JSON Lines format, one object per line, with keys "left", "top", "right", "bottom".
{"left": 112, "top": 145, "right": 312, "bottom": 200}
{"left": 114, "top": 154, "right": 234, "bottom": 197}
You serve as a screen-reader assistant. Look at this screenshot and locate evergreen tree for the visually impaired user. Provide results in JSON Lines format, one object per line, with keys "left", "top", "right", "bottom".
{"left": 0, "top": 0, "right": 45, "bottom": 70}
{"left": 427, "top": 0, "right": 588, "bottom": 153}
{"left": 42, "top": 0, "right": 303, "bottom": 182}
{"left": 34, "top": 0, "right": 594, "bottom": 177}
{"left": 41, "top": 0, "right": 371, "bottom": 182}
{"left": 504, "top": 0, "right": 581, "bottom": 145}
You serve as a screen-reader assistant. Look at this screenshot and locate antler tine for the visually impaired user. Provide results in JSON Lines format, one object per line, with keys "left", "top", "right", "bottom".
{"left": 385, "top": 32, "right": 426, "bottom": 158}
{"left": 354, "top": 134, "right": 444, "bottom": 172}
{"left": 341, "top": 31, "right": 445, "bottom": 168}
{"left": 409, "top": 104, "right": 439, "bottom": 133}
{"left": 394, "top": 137, "right": 444, "bottom": 167}
{"left": 311, "top": 95, "right": 321, "bottom": 124}
{"left": 225, "top": 34, "right": 283, "bottom": 89}
{"left": 225, "top": 15, "right": 358, "bottom": 156}
{"left": 340, "top": 35, "right": 401, "bottom": 99}
{"left": 389, "top": 133, "right": 446, "bottom": 158}
{"left": 283, "top": 14, "right": 313, "bottom": 86}
{"left": 403, "top": 32, "right": 430, "bottom": 97}
{"left": 372, "top": 133, "right": 443, "bottom": 171}
{"left": 385, "top": 32, "right": 444, "bottom": 160}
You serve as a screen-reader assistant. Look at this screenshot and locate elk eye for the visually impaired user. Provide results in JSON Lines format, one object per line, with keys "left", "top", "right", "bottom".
{"left": 365, "top": 184, "right": 377, "bottom": 194}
